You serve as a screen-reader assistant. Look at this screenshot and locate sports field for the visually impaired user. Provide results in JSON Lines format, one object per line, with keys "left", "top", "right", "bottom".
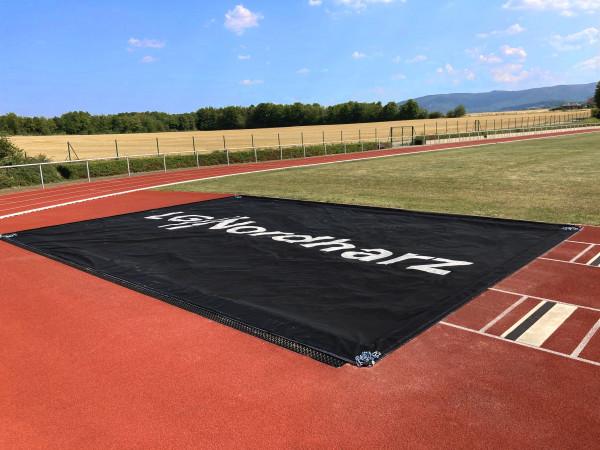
{"left": 160, "top": 132, "right": 600, "bottom": 226}
{"left": 8, "top": 109, "right": 590, "bottom": 161}
{"left": 2, "top": 129, "right": 600, "bottom": 448}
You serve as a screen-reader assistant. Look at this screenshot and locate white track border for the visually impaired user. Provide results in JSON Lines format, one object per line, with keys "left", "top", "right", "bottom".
{"left": 2, "top": 129, "right": 599, "bottom": 221}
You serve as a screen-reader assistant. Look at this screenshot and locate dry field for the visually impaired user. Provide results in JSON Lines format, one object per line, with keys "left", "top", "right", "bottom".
{"left": 8, "top": 109, "right": 591, "bottom": 161}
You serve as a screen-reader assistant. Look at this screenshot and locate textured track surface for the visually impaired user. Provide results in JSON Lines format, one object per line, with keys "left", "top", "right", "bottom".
{"left": 1, "top": 130, "right": 599, "bottom": 448}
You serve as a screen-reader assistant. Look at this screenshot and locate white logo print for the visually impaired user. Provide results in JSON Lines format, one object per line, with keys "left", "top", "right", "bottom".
{"left": 145, "top": 211, "right": 473, "bottom": 276}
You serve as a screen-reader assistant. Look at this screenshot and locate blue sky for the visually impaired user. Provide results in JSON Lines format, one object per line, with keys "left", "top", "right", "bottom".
{"left": 1, "top": 0, "right": 599, "bottom": 117}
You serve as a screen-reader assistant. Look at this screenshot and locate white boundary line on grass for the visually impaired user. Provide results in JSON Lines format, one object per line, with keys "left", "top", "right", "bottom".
{"left": 2, "top": 129, "right": 599, "bottom": 221}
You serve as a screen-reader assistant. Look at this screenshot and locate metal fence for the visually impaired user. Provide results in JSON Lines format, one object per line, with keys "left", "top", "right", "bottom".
{"left": 2, "top": 121, "right": 599, "bottom": 190}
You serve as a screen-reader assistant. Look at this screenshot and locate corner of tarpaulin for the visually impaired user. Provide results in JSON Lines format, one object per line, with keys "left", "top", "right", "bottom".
{"left": 355, "top": 351, "right": 382, "bottom": 367}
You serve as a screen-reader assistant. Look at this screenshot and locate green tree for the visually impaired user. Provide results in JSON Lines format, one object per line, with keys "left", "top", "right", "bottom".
{"left": 453, "top": 104, "right": 467, "bottom": 117}
{"left": 380, "top": 101, "right": 399, "bottom": 121}
{"left": 594, "top": 80, "right": 600, "bottom": 108}
{"left": 398, "top": 99, "right": 420, "bottom": 120}
{"left": 59, "top": 111, "right": 92, "bottom": 134}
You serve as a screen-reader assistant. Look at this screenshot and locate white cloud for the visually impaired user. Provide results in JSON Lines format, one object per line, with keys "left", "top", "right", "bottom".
{"left": 502, "top": 0, "right": 600, "bottom": 17}
{"left": 351, "top": 51, "right": 366, "bottom": 58}
{"left": 336, "top": 0, "right": 404, "bottom": 9}
{"left": 489, "top": 64, "right": 561, "bottom": 86}
{"left": 239, "top": 79, "right": 264, "bottom": 85}
{"left": 574, "top": 55, "right": 600, "bottom": 71}
{"left": 297, "top": 68, "right": 310, "bottom": 73}
{"left": 308, "top": 0, "right": 322, "bottom": 5}
{"left": 506, "top": 24, "right": 525, "bottom": 35}
{"left": 500, "top": 45, "right": 527, "bottom": 59}
{"left": 238, "top": 54, "right": 251, "bottom": 60}
{"left": 480, "top": 53, "right": 502, "bottom": 64}
{"left": 225, "top": 5, "right": 263, "bottom": 35}
{"left": 445, "top": 63, "right": 454, "bottom": 73}
{"left": 549, "top": 27, "right": 598, "bottom": 51}
{"left": 392, "top": 73, "right": 406, "bottom": 79}
{"left": 405, "top": 55, "right": 427, "bottom": 63}
{"left": 479, "top": 23, "right": 525, "bottom": 38}
{"left": 436, "top": 67, "right": 444, "bottom": 73}
{"left": 128, "top": 38, "right": 165, "bottom": 49}
{"left": 466, "top": 48, "right": 503, "bottom": 64}
{"left": 140, "top": 56, "right": 157, "bottom": 63}
{"left": 467, "top": 71, "right": 476, "bottom": 80}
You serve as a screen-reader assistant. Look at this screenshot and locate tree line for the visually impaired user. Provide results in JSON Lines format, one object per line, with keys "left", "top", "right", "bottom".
{"left": 0, "top": 100, "right": 466, "bottom": 136}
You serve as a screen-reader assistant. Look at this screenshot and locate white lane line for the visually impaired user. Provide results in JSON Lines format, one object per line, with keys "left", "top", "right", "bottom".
{"left": 571, "top": 318, "right": 600, "bottom": 358}
{"left": 490, "top": 288, "right": 600, "bottom": 313}
{"left": 480, "top": 295, "right": 529, "bottom": 333}
{"left": 539, "top": 257, "right": 593, "bottom": 267}
{"left": 587, "top": 251, "right": 600, "bottom": 266}
{"left": 501, "top": 300, "right": 546, "bottom": 338}
{"left": 570, "top": 243, "right": 596, "bottom": 263}
{"left": 516, "top": 303, "right": 577, "bottom": 347}
{"left": 0, "top": 146, "right": 481, "bottom": 220}
{"left": 439, "top": 321, "right": 600, "bottom": 367}
{"left": 567, "top": 239, "right": 600, "bottom": 245}
{"left": 3, "top": 129, "right": 599, "bottom": 220}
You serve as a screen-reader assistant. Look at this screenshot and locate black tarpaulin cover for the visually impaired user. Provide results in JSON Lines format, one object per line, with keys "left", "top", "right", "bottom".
{"left": 1, "top": 196, "right": 579, "bottom": 366}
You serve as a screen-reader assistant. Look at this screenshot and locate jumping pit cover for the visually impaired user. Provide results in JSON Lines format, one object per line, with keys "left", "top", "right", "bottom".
{"left": 1, "top": 196, "right": 579, "bottom": 367}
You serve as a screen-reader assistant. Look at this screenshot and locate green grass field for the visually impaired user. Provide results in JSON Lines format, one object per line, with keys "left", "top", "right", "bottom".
{"left": 159, "top": 132, "right": 600, "bottom": 226}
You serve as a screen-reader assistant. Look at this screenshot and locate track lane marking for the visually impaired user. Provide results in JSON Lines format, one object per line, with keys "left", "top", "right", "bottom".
{"left": 586, "top": 251, "right": 600, "bottom": 266}
{"left": 440, "top": 321, "right": 600, "bottom": 367}
{"left": 479, "top": 295, "right": 528, "bottom": 333}
{"left": 567, "top": 240, "right": 600, "bottom": 246}
{"left": 571, "top": 319, "right": 600, "bottom": 358}
{"left": 513, "top": 303, "right": 576, "bottom": 347}
{"left": 501, "top": 301, "right": 547, "bottom": 338}
{"left": 489, "top": 288, "right": 600, "bottom": 313}
{"left": 3, "top": 128, "right": 600, "bottom": 219}
{"left": 539, "top": 257, "right": 597, "bottom": 267}
{"left": 570, "top": 243, "right": 596, "bottom": 263}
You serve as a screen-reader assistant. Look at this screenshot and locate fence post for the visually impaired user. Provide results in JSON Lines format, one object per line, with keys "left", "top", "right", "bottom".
{"left": 156, "top": 138, "right": 159, "bottom": 155}
{"left": 252, "top": 134, "right": 257, "bottom": 163}
{"left": 67, "top": 142, "right": 71, "bottom": 161}
{"left": 278, "top": 133, "right": 282, "bottom": 160}
{"left": 86, "top": 160, "right": 90, "bottom": 182}
{"left": 163, "top": 154, "right": 167, "bottom": 172}
{"left": 126, "top": 156, "right": 130, "bottom": 177}
{"left": 115, "top": 139, "right": 119, "bottom": 158}
{"left": 196, "top": 148, "right": 200, "bottom": 169}
{"left": 302, "top": 132, "right": 306, "bottom": 158}
{"left": 226, "top": 148, "right": 230, "bottom": 165}
{"left": 193, "top": 136, "right": 196, "bottom": 153}
{"left": 39, "top": 164, "right": 44, "bottom": 189}
{"left": 344, "top": 139, "right": 347, "bottom": 154}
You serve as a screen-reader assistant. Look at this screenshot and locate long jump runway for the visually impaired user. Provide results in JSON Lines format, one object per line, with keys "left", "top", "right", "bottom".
{"left": 1, "top": 130, "right": 599, "bottom": 448}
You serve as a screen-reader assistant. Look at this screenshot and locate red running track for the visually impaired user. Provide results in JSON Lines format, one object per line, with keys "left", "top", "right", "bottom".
{"left": 2, "top": 127, "right": 598, "bottom": 219}
{"left": 1, "top": 129, "right": 599, "bottom": 448}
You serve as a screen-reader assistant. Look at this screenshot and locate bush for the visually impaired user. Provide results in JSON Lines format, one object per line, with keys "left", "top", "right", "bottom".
{"left": 453, "top": 105, "right": 467, "bottom": 117}
{"left": 429, "top": 111, "right": 443, "bottom": 119}
{"left": 592, "top": 108, "right": 600, "bottom": 119}
{"left": 0, "top": 137, "right": 62, "bottom": 188}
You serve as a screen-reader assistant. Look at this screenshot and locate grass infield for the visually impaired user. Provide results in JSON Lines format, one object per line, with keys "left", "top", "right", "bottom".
{"left": 158, "top": 132, "right": 600, "bottom": 226}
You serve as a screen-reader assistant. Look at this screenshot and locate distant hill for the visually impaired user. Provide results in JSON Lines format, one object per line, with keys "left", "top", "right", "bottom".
{"left": 402, "top": 83, "right": 596, "bottom": 113}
